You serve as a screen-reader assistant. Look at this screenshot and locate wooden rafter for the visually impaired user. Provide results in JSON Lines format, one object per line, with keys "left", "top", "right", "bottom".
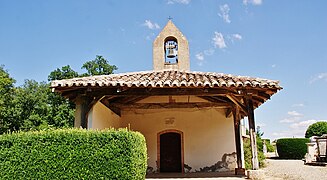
{"left": 100, "top": 98, "right": 121, "bottom": 117}
{"left": 111, "top": 102, "right": 230, "bottom": 109}
{"left": 60, "top": 87, "right": 237, "bottom": 99}
{"left": 225, "top": 108, "right": 233, "bottom": 118}
{"left": 115, "top": 96, "right": 149, "bottom": 104}
{"left": 226, "top": 94, "right": 247, "bottom": 113}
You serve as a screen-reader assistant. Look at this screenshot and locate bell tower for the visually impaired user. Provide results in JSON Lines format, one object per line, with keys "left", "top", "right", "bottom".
{"left": 153, "top": 20, "right": 190, "bottom": 71}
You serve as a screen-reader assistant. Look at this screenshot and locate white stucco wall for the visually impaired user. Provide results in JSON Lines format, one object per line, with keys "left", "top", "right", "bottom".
{"left": 87, "top": 96, "right": 237, "bottom": 172}
{"left": 88, "top": 102, "right": 121, "bottom": 129}
{"left": 120, "top": 108, "right": 235, "bottom": 171}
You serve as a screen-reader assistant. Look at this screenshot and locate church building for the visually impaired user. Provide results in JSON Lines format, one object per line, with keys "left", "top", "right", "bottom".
{"left": 51, "top": 20, "right": 281, "bottom": 175}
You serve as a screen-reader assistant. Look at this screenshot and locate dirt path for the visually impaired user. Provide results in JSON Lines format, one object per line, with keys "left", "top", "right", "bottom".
{"left": 263, "top": 159, "right": 327, "bottom": 180}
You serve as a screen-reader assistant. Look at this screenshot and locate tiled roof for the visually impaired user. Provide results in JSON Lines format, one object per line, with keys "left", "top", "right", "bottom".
{"left": 50, "top": 70, "right": 281, "bottom": 89}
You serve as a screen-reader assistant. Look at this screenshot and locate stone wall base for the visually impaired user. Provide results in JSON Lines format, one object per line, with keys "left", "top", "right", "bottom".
{"left": 247, "top": 169, "right": 265, "bottom": 180}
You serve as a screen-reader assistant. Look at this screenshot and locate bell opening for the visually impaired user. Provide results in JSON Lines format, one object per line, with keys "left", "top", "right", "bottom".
{"left": 164, "top": 37, "right": 178, "bottom": 64}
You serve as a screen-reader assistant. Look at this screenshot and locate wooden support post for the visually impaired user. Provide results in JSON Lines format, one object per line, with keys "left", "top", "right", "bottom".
{"left": 233, "top": 107, "right": 245, "bottom": 175}
{"left": 75, "top": 96, "right": 89, "bottom": 129}
{"left": 246, "top": 97, "right": 259, "bottom": 170}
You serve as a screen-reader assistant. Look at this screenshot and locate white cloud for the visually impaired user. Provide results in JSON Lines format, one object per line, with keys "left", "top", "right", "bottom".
{"left": 195, "top": 48, "right": 215, "bottom": 66}
{"left": 274, "top": 119, "right": 327, "bottom": 139}
{"left": 143, "top": 20, "right": 160, "bottom": 30}
{"left": 218, "top": 4, "right": 231, "bottom": 23}
{"left": 289, "top": 119, "right": 319, "bottom": 129}
{"left": 204, "top": 48, "right": 215, "bottom": 56}
{"left": 167, "top": 0, "right": 190, "bottom": 4}
{"left": 145, "top": 32, "right": 155, "bottom": 41}
{"left": 292, "top": 103, "right": 305, "bottom": 107}
{"left": 271, "top": 64, "right": 276, "bottom": 68}
{"left": 243, "top": 0, "right": 262, "bottom": 6}
{"left": 288, "top": 111, "right": 303, "bottom": 117}
{"left": 212, "top": 32, "right": 227, "bottom": 49}
{"left": 280, "top": 117, "right": 300, "bottom": 123}
{"left": 279, "top": 111, "right": 303, "bottom": 123}
{"left": 195, "top": 52, "right": 204, "bottom": 61}
{"left": 272, "top": 129, "right": 305, "bottom": 138}
{"left": 310, "top": 73, "right": 327, "bottom": 83}
{"left": 226, "top": 33, "right": 242, "bottom": 44}
{"left": 232, "top": 33, "right": 242, "bottom": 40}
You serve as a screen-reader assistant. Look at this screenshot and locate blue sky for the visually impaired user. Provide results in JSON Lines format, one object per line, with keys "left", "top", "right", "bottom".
{"left": 1, "top": 0, "right": 327, "bottom": 140}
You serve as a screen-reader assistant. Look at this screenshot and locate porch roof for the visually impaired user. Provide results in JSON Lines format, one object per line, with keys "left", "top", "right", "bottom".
{"left": 50, "top": 70, "right": 281, "bottom": 90}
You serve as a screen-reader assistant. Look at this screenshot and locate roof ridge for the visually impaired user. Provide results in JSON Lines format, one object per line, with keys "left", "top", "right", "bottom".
{"left": 51, "top": 70, "right": 281, "bottom": 89}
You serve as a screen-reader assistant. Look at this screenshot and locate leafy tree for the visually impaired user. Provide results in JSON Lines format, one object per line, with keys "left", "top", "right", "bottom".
{"left": 14, "top": 80, "right": 49, "bottom": 131}
{"left": 48, "top": 65, "right": 79, "bottom": 81}
{"left": 0, "top": 65, "right": 16, "bottom": 133}
{"left": 47, "top": 55, "right": 117, "bottom": 127}
{"left": 81, "top": 55, "right": 117, "bottom": 76}
{"left": 305, "top": 121, "right": 327, "bottom": 138}
{"left": 0, "top": 55, "right": 117, "bottom": 134}
{"left": 46, "top": 91, "right": 75, "bottom": 127}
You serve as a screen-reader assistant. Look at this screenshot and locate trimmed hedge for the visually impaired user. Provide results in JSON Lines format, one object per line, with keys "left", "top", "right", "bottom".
{"left": 276, "top": 138, "right": 309, "bottom": 159}
{"left": 305, "top": 121, "right": 327, "bottom": 138}
{"left": 0, "top": 128, "right": 147, "bottom": 179}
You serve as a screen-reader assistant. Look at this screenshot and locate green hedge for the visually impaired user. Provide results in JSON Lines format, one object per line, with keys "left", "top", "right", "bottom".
{"left": 276, "top": 138, "right": 309, "bottom": 159}
{"left": 0, "top": 128, "right": 147, "bottom": 179}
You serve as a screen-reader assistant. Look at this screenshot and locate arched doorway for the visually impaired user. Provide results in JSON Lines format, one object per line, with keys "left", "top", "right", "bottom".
{"left": 158, "top": 130, "right": 184, "bottom": 173}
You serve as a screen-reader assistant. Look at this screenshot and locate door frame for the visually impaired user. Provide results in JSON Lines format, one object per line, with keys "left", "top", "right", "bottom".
{"left": 157, "top": 129, "right": 184, "bottom": 173}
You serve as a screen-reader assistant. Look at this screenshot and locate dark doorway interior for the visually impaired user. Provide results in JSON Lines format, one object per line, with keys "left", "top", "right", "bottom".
{"left": 160, "top": 132, "right": 182, "bottom": 172}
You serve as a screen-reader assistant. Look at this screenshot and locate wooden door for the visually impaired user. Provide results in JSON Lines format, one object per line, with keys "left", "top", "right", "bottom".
{"left": 160, "top": 132, "right": 182, "bottom": 172}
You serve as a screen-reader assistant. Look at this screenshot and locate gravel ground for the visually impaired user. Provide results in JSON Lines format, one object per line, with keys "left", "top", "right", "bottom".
{"left": 263, "top": 159, "right": 327, "bottom": 180}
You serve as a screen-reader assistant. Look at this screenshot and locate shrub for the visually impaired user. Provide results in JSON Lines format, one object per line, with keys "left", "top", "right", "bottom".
{"left": 262, "top": 139, "right": 275, "bottom": 152}
{"left": 276, "top": 138, "right": 309, "bottom": 159}
{"left": 0, "top": 128, "right": 147, "bottom": 179}
{"left": 305, "top": 121, "right": 327, "bottom": 138}
{"left": 244, "top": 137, "right": 265, "bottom": 169}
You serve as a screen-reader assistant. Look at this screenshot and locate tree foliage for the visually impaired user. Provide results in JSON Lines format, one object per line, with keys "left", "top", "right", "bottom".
{"left": 244, "top": 126, "right": 266, "bottom": 169}
{"left": 305, "top": 121, "right": 327, "bottom": 138}
{"left": 0, "top": 65, "right": 16, "bottom": 133}
{"left": 81, "top": 55, "right": 117, "bottom": 76}
{"left": 0, "top": 55, "right": 117, "bottom": 134}
{"left": 48, "top": 65, "right": 78, "bottom": 81}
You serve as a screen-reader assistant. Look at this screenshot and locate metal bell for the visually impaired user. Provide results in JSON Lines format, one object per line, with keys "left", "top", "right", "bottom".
{"left": 167, "top": 48, "right": 176, "bottom": 58}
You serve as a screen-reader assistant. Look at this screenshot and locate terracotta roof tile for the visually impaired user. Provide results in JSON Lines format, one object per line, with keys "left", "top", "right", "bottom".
{"left": 50, "top": 70, "right": 281, "bottom": 89}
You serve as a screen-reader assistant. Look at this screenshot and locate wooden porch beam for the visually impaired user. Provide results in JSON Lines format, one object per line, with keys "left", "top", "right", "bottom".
{"left": 252, "top": 96, "right": 265, "bottom": 104}
{"left": 258, "top": 92, "right": 271, "bottom": 100}
{"left": 112, "top": 102, "right": 230, "bottom": 109}
{"left": 226, "top": 94, "right": 247, "bottom": 113}
{"left": 225, "top": 108, "right": 233, "bottom": 118}
{"left": 116, "top": 96, "right": 149, "bottom": 104}
{"left": 86, "top": 96, "right": 103, "bottom": 114}
{"left": 61, "top": 88, "right": 238, "bottom": 99}
{"left": 100, "top": 98, "right": 121, "bottom": 117}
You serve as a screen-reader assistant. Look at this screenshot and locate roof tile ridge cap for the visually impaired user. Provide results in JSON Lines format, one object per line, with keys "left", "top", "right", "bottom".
{"left": 50, "top": 76, "right": 88, "bottom": 83}
{"left": 186, "top": 70, "right": 226, "bottom": 75}
{"left": 110, "top": 70, "right": 156, "bottom": 76}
